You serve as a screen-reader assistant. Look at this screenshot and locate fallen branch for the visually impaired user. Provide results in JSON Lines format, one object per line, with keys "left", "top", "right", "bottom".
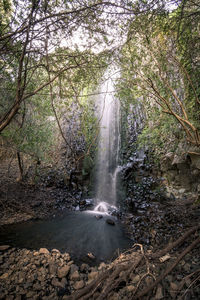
{"left": 149, "top": 225, "right": 200, "bottom": 259}
{"left": 97, "top": 255, "right": 143, "bottom": 300}
{"left": 133, "top": 236, "right": 200, "bottom": 299}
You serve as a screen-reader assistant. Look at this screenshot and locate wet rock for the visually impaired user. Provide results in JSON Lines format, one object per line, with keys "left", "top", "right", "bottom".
{"left": 57, "top": 265, "right": 70, "bottom": 278}
{"left": 85, "top": 199, "right": 94, "bottom": 207}
{"left": 79, "top": 200, "right": 86, "bottom": 206}
{"left": 95, "top": 215, "right": 103, "bottom": 220}
{"left": 106, "top": 219, "right": 115, "bottom": 225}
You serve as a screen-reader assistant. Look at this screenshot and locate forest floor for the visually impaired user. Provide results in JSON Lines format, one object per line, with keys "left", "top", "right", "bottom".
{"left": 0, "top": 158, "right": 200, "bottom": 299}
{"left": 0, "top": 159, "right": 83, "bottom": 226}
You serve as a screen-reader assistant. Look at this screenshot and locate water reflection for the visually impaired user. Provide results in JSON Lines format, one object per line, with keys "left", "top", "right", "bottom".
{"left": 0, "top": 211, "right": 131, "bottom": 265}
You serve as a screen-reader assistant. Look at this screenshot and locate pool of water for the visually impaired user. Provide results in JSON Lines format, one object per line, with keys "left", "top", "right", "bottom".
{"left": 0, "top": 211, "right": 131, "bottom": 265}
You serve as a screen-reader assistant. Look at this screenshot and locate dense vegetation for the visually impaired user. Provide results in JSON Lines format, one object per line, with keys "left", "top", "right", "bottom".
{"left": 0, "top": 0, "right": 199, "bottom": 180}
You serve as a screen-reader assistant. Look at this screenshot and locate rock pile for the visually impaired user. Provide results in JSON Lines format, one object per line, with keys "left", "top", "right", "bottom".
{"left": 0, "top": 246, "right": 107, "bottom": 300}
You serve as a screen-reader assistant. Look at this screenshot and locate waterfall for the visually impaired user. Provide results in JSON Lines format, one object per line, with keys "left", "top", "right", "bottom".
{"left": 94, "top": 72, "right": 120, "bottom": 213}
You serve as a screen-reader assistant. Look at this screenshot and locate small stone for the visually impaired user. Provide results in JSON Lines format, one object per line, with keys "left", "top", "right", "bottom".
{"left": 70, "top": 270, "right": 80, "bottom": 281}
{"left": 155, "top": 284, "right": 164, "bottom": 299}
{"left": 0, "top": 245, "right": 10, "bottom": 251}
{"left": 106, "top": 219, "right": 115, "bottom": 225}
{"left": 170, "top": 282, "right": 178, "bottom": 290}
{"left": 0, "top": 273, "right": 9, "bottom": 279}
{"left": 88, "top": 271, "right": 98, "bottom": 280}
{"left": 127, "top": 285, "right": 135, "bottom": 292}
{"left": 98, "top": 262, "right": 107, "bottom": 270}
{"left": 131, "top": 275, "right": 140, "bottom": 284}
{"left": 73, "top": 280, "right": 85, "bottom": 290}
{"left": 79, "top": 200, "right": 86, "bottom": 206}
{"left": 63, "top": 253, "right": 71, "bottom": 261}
{"left": 179, "top": 188, "right": 186, "bottom": 194}
{"left": 80, "top": 263, "right": 89, "bottom": 272}
{"left": 61, "top": 277, "right": 67, "bottom": 287}
{"left": 33, "top": 282, "right": 42, "bottom": 291}
{"left": 109, "top": 293, "right": 119, "bottom": 300}
{"left": 57, "top": 265, "right": 70, "bottom": 278}
{"left": 49, "top": 263, "right": 57, "bottom": 275}
{"left": 170, "top": 282, "right": 179, "bottom": 298}
{"left": 26, "top": 291, "right": 36, "bottom": 298}
{"left": 39, "top": 248, "right": 49, "bottom": 255}
{"left": 52, "top": 249, "right": 60, "bottom": 254}
{"left": 51, "top": 278, "right": 62, "bottom": 288}
{"left": 87, "top": 252, "right": 95, "bottom": 260}
{"left": 6, "top": 296, "right": 14, "bottom": 300}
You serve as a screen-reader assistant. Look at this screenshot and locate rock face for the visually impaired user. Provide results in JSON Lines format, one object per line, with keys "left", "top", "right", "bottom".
{"left": 160, "top": 149, "right": 200, "bottom": 191}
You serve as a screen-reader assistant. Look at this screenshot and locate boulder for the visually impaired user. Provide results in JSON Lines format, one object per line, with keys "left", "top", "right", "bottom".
{"left": 95, "top": 215, "right": 103, "bottom": 220}
{"left": 189, "top": 152, "right": 200, "bottom": 169}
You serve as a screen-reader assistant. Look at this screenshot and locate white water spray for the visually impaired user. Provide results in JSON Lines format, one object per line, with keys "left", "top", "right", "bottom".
{"left": 94, "top": 72, "right": 120, "bottom": 213}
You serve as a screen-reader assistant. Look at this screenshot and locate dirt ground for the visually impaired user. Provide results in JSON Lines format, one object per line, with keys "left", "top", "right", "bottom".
{"left": 0, "top": 158, "right": 78, "bottom": 226}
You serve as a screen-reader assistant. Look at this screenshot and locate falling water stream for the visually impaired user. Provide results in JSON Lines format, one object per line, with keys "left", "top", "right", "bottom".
{"left": 0, "top": 71, "right": 131, "bottom": 264}
{"left": 94, "top": 73, "right": 120, "bottom": 213}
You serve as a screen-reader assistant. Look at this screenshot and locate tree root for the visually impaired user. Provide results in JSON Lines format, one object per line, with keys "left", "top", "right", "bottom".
{"left": 65, "top": 226, "right": 200, "bottom": 300}
{"left": 149, "top": 225, "right": 200, "bottom": 259}
{"left": 133, "top": 235, "right": 200, "bottom": 299}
